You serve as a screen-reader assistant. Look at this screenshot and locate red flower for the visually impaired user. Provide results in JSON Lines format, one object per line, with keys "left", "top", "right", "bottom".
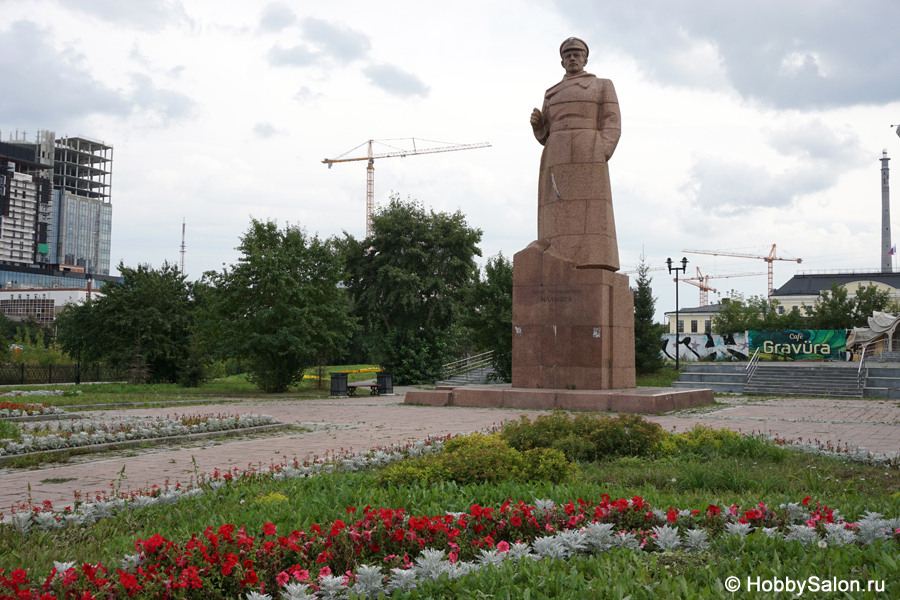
{"left": 330, "top": 520, "right": 346, "bottom": 537}
{"left": 510, "top": 516, "right": 522, "bottom": 527}
{"left": 10, "top": 570, "right": 28, "bottom": 586}
{"left": 263, "top": 522, "right": 277, "bottom": 536}
{"left": 666, "top": 508, "right": 679, "bottom": 523}
{"left": 802, "top": 496, "right": 811, "bottom": 506}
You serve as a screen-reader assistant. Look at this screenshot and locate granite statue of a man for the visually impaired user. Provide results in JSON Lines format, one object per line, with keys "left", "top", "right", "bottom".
{"left": 529, "top": 37, "right": 621, "bottom": 271}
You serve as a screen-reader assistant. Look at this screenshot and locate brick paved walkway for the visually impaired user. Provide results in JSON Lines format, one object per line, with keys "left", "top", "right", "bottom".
{"left": 1, "top": 389, "right": 899, "bottom": 512}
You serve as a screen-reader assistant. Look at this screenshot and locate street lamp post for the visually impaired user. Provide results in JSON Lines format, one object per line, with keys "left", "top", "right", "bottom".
{"left": 667, "top": 257, "right": 689, "bottom": 371}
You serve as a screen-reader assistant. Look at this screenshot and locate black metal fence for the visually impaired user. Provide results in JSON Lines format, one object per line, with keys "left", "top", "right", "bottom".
{"left": 0, "top": 364, "right": 119, "bottom": 386}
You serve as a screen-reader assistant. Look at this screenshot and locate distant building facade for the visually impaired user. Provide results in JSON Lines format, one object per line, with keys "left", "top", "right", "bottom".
{"left": 664, "top": 303, "right": 725, "bottom": 334}
{"left": 0, "top": 130, "right": 117, "bottom": 303}
{"left": 0, "top": 287, "right": 100, "bottom": 325}
{"left": 770, "top": 270, "right": 900, "bottom": 314}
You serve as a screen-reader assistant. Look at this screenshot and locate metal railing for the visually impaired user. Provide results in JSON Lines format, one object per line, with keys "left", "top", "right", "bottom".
{"left": 440, "top": 350, "right": 494, "bottom": 382}
{"left": 0, "top": 363, "right": 118, "bottom": 385}
{"left": 745, "top": 348, "right": 761, "bottom": 382}
{"left": 858, "top": 351, "right": 868, "bottom": 390}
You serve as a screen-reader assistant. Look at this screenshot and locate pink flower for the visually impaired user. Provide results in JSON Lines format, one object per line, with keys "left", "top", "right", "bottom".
{"left": 318, "top": 566, "right": 332, "bottom": 579}
{"left": 276, "top": 571, "right": 290, "bottom": 586}
{"left": 496, "top": 541, "right": 510, "bottom": 553}
{"left": 448, "top": 552, "right": 458, "bottom": 564}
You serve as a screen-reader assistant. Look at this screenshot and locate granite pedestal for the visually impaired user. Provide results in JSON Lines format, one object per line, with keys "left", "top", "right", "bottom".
{"left": 405, "top": 386, "right": 714, "bottom": 414}
{"left": 511, "top": 239, "right": 635, "bottom": 390}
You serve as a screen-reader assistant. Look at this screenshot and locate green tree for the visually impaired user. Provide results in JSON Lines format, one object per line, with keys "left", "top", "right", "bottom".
{"left": 804, "top": 282, "right": 856, "bottom": 330}
{"left": 342, "top": 195, "right": 483, "bottom": 384}
{"left": 851, "top": 283, "right": 892, "bottom": 326}
{"left": 56, "top": 261, "right": 194, "bottom": 382}
{"left": 713, "top": 293, "right": 804, "bottom": 335}
{"left": 462, "top": 252, "right": 512, "bottom": 382}
{"left": 632, "top": 253, "right": 666, "bottom": 374}
{"left": 202, "top": 219, "right": 355, "bottom": 393}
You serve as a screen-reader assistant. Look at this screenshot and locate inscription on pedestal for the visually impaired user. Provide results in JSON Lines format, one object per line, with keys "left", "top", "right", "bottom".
{"left": 531, "top": 287, "right": 582, "bottom": 303}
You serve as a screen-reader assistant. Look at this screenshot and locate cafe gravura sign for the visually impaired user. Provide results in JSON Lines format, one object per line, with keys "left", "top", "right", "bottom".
{"left": 748, "top": 329, "right": 848, "bottom": 361}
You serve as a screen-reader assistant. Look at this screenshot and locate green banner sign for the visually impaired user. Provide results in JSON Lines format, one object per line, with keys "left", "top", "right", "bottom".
{"left": 748, "top": 329, "right": 847, "bottom": 361}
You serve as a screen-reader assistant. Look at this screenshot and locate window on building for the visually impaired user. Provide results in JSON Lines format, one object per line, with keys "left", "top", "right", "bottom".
{"left": 691, "top": 320, "right": 698, "bottom": 333}
{"left": 677, "top": 320, "right": 684, "bottom": 333}
{"left": 778, "top": 305, "right": 785, "bottom": 315}
{"left": 704, "top": 319, "right": 711, "bottom": 333}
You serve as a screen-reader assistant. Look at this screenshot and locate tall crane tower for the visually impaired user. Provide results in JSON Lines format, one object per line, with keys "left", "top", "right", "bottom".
{"left": 683, "top": 244, "right": 802, "bottom": 296}
{"left": 180, "top": 218, "right": 186, "bottom": 275}
{"left": 323, "top": 138, "right": 491, "bottom": 237}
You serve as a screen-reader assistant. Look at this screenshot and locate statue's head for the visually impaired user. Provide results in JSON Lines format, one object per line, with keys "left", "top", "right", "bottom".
{"left": 559, "top": 37, "right": 588, "bottom": 75}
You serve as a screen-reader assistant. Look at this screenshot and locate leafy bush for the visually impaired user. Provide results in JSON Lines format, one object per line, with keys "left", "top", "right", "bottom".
{"left": 654, "top": 424, "right": 788, "bottom": 462}
{"left": 379, "top": 433, "right": 577, "bottom": 486}
{"left": 500, "top": 410, "right": 664, "bottom": 461}
{"left": 436, "top": 433, "right": 524, "bottom": 485}
{"left": 377, "top": 455, "right": 449, "bottom": 486}
{"left": 521, "top": 447, "right": 577, "bottom": 483}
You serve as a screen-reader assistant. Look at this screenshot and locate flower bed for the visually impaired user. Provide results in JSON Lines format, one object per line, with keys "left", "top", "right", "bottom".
{"left": 0, "top": 412, "right": 278, "bottom": 455}
{"left": 0, "top": 400, "right": 67, "bottom": 418}
{"left": 2, "top": 435, "right": 452, "bottom": 531}
{"left": 1, "top": 496, "right": 898, "bottom": 600}
{"left": 769, "top": 432, "right": 900, "bottom": 469}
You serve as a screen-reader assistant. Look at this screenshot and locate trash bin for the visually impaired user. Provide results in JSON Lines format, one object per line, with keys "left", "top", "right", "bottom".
{"left": 376, "top": 371, "right": 393, "bottom": 394}
{"left": 330, "top": 372, "right": 348, "bottom": 396}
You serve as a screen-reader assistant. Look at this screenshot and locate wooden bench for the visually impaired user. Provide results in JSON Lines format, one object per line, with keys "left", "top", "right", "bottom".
{"left": 346, "top": 383, "right": 383, "bottom": 397}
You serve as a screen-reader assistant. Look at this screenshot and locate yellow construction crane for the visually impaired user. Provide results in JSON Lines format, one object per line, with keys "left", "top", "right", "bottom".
{"left": 678, "top": 267, "right": 766, "bottom": 306}
{"left": 683, "top": 244, "right": 802, "bottom": 296}
{"left": 322, "top": 138, "right": 491, "bottom": 237}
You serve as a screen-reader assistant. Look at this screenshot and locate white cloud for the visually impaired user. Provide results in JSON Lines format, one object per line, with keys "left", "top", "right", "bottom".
{"left": 363, "top": 63, "right": 429, "bottom": 98}
{"left": 258, "top": 2, "right": 296, "bottom": 33}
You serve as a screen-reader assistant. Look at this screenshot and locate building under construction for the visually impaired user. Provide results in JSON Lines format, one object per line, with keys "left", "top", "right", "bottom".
{"left": 0, "top": 130, "right": 117, "bottom": 299}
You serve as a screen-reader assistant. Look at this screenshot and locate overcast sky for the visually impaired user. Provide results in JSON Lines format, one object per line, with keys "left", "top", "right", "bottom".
{"left": 2, "top": 0, "right": 899, "bottom": 322}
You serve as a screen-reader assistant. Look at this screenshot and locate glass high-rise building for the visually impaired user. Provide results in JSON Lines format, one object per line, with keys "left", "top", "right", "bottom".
{"left": 0, "top": 130, "right": 117, "bottom": 289}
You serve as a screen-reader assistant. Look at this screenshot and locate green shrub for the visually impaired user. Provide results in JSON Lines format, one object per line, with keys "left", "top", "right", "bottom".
{"left": 521, "top": 447, "right": 578, "bottom": 483}
{"left": 585, "top": 413, "right": 664, "bottom": 457}
{"left": 440, "top": 433, "right": 524, "bottom": 485}
{"left": 500, "top": 410, "right": 664, "bottom": 461}
{"left": 378, "top": 433, "right": 579, "bottom": 487}
{"left": 652, "top": 424, "right": 789, "bottom": 462}
{"left": 378, "top": 455, "right": 448, "bottom": 486}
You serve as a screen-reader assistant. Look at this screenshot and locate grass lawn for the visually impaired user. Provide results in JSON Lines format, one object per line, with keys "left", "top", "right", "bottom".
{"left": 0, "top": 365, "right": 382, "bottom": 409}
{"left": 2, "top": 408, "right": 899, "bottom": 598}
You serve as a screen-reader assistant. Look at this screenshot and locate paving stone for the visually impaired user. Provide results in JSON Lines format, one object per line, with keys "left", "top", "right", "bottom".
{"left": 1, "top": 389, "right": 898, "bottom": 511}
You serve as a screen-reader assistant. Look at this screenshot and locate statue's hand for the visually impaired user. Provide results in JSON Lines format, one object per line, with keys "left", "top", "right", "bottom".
{"left": 530, "top": 108, "right": 543, "bottom": 129}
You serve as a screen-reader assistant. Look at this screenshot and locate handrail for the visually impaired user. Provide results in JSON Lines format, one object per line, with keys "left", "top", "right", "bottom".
{"left": 745, "top": 347, "right": 761, "bottom": 382}
{"left": 858, "top": 351, "right": 867, "bottom": 389}
{"left": 441, "top": 350, "right": 494, "bottom": 379}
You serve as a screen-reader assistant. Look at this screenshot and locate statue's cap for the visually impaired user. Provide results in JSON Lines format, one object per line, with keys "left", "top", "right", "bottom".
{"left": 559, "top": 37, "right": 589, "bottom": 57}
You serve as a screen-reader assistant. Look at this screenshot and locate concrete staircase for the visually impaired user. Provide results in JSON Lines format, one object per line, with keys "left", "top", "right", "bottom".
{"left": 863, "top": 366, "right": 900, "bottom": 399}
{"left": 437, "top": 365, "right": 499, "bottom": 386}
{"left": 743, "top": 364, "right": 864, "bottom": 398}
{"left": 671, "top": 363, "right": 747, "bottom": 394}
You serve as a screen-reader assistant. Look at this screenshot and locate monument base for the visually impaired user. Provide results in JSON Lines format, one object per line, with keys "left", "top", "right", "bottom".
{"left": 405, "top": 386, "right": 713, "bottom": 414}
{"left": 511, "top": 240, "right": 635, "bottom": 389}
